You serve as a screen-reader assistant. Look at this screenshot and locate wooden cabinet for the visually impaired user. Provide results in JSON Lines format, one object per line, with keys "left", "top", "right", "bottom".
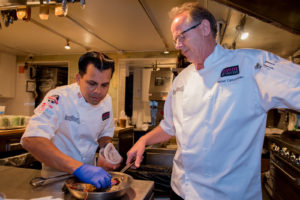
{"left": 0, "top": 53, "right": 16, "bottom": 98}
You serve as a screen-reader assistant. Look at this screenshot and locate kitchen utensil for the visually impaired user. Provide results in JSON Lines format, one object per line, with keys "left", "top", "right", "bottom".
{"left": 63, "top": 172, "right": 133, "bottom": 200}
{"left": 120, "top": 159, "right": 136, "bottom": 173}
{"left": 30, "top": 173, "right": 73, "bottom": 188}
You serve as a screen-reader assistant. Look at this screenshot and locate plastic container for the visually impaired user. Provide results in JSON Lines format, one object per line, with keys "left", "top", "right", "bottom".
{"left": 0, "top": 115, "right": 10, "bottom": 129}
{"left": 10, "top": 115, "right": 21, "bottom": 127}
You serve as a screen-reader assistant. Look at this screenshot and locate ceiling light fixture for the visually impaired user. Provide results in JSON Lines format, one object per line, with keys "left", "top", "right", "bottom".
{"left": 64, "top": 39, "right": 71, "bottom": 50}
{"left": 17, "top": 7, "right": 27, "bottom": 20}
{"left": 39, "top": 4, "right": 49, "bottom": 20}
{"left": 240, "top": 32, "right": 249, "bottom": 40}
{"left": 236, "top": 15, "right": 249, "bottom": 41}
{"left": 163, "top": 49, "right": 170, "bottom": 54}
{"left": 55, "top": 4, "right": 68, "bottom": 17}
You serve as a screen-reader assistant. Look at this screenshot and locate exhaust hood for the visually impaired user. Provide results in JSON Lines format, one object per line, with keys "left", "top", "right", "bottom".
{"left": 149, "top": 68, "right": 173, "bottom": 101}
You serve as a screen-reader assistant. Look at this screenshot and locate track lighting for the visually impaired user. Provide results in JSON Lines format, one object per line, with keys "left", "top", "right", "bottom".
{"left": 17, "top": 7, "right": 27, "bottom": 20}
{"left": 240, "top": 32, "right": 249, "bottom": 40}
{"left": 55, "top": 4, "right": 68, "bottom": 17}
{"left": 39, "top": 4, "right": 49, "bottom": 20}
{"left": 64, "top": 40, "right": 71, "bottom": 50}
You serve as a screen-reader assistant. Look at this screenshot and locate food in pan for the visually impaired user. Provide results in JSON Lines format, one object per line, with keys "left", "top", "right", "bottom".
{"left": 63, "top": 172, "right": 133, "bottom": 200}
{"left": 66, "top": 177, "right": 121, "bottom": 192}
{"left": 67, "top": 183, "right": 96, "bottom": 192}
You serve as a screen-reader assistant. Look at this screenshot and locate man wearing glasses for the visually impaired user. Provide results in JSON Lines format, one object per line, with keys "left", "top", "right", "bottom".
{"left": 127, "top": 2, "right": 300, "bottom": 200}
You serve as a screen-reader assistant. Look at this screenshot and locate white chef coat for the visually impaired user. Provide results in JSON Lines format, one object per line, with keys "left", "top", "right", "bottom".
{"left": 22, "top": 83, "right": 114, "bottom": 177}
{"left": 160, "top": 44, "right": 300, "bottom": 200}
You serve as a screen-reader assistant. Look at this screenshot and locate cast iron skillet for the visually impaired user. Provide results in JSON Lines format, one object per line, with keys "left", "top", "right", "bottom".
{"left": 63, "top": 172, "right": 133, "bottom": 200}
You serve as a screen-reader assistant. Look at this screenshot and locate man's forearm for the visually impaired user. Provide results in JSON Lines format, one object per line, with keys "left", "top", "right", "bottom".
{"left": 98, "top": 136, "right": 113, "bottom": 149}
{"left": 141, "top": 125, "right": 172, "bottom": 146}
{"left": 22, "top": 137, "right": 82, "bottom": 174}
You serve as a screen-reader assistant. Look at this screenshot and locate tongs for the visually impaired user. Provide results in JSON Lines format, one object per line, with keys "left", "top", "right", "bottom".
{"left": 30, "top": 174, "right": 73, "bottom": 188}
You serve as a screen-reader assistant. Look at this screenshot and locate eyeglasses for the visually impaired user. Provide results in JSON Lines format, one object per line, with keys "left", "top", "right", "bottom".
{"left": 173, "top": 21, "right": 202, "bottom": 46}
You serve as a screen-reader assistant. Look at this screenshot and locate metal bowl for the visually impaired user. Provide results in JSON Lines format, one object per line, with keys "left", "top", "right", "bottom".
{"left": 64, "top": 172, "right": 133, "bottom": 200}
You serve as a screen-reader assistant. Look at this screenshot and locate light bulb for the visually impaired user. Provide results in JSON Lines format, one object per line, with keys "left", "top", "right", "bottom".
{"left": 55, "top": 4, "right": 68, "bottom": 17}
{"left": 240, "top": 32, "right": 249, "bottom": 40}
{"left": 39, "top": 5, "right": 49, "bottom": 20}
{"left": 65, "top": 40, "right": 71, "bottom": 50}
{"left": 17, "top": 8, "right": 26, "bottom": 20}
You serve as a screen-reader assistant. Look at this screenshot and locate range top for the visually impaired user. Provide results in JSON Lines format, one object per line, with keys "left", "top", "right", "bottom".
{"left": 268, "top": 131, "right": 300, "bottom": 153}
{"left": 268, "top": 131, "right": 300, "bottom": 169}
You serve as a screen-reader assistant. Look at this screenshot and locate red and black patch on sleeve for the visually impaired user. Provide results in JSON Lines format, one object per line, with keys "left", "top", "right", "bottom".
{"left": 221, "top": 65, "right": 239, "bottom": 77}
{"left": 47, "top": 95, "right": 60, "bottom": 104}
{"left": 102, "top": 112, "right": 110, "bottom": 121}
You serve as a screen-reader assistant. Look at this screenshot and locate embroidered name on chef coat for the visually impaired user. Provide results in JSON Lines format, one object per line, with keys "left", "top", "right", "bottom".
{"left": 47, "top": 95, "right": 60, "bottom": 104}
{"left": 221, "top": 65, "right": 239, "bottom": 77}
{"left": 173, "top": 86, "right": 184, "bottom": 95}
{"left": 102, "top": 112, "right": 110, "bottom": 121}
{"left": 65, "top": 115, "right": 80, "bottom": 124}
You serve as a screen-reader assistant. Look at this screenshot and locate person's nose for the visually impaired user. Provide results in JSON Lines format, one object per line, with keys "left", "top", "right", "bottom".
{"left": 175, "top": 40, "right": 184, "bottom": 50}
{"left": 93, "top": 85, "right": 102, "bottom": 95}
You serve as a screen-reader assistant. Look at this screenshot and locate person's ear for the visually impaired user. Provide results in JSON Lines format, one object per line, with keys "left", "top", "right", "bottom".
{"left": 200, "top": 19, "right": 211, "bottom": 37}
{"left": 75, "top": 73, "right": 81, "bottom": 84}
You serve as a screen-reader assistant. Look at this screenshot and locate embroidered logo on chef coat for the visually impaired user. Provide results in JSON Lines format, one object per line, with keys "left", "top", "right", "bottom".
{"left": 47, "top": 95, "right": 59, "bottom": 104}
{"left": 263, "top": 60, "right": 275, "bottom": 70}
{"left": 102, "top": 112, "right": 110, "bottom": 121}
{"left": 220, "top": 65, "right": 239, "bottom": 77}
{"left": 77, "top": 92, "right": 82, "bottom": 99}
{"left": 38, "top": 102, "right": 53, "bottom": 112}
{"left": 37, "top": 102, "right": 54, "bottom": 117}
{"left": 254, "top": 63, "right": 262, "bottom": 70}
{"left": 43, "top": 108, "right": 54, "bottom": 117}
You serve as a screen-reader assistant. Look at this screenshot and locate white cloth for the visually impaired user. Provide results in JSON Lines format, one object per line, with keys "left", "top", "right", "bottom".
{"left": 160, "top": 44, "right": 300, "bottom": 200}
{"left": 22, "top": 83, "right": 114, "bottom": 177}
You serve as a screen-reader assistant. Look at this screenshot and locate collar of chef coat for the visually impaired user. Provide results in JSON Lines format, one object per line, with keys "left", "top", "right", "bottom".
{"left": 190, "top": 44, "right": 227, "bottom": 88}
{"left": 203, "top": 44, "right": 227, "bottom": 71}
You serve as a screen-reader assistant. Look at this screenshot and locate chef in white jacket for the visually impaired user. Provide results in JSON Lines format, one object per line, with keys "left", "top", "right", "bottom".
{"left": 126, "top": 2, "right": 300, "bottom": 200}
{"left": 22, "top": 51, "right": 121, "bottom": 189}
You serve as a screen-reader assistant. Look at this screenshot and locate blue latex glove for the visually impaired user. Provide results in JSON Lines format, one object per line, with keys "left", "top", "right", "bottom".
{"left": 73, "top": 164, "right": 111, "bottom": 188}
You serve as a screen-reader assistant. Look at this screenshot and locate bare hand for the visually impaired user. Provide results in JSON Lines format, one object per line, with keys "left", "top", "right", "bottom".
{"left": 126, "top": 139, "right": 146, "bottom": 168}
{"left": 97, "top": 154, "right": 121, "bottom": 171}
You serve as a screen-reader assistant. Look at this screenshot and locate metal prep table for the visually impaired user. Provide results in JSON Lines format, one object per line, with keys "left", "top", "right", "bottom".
{"left": 0, "top": 166, "right": 154, "bottom": 200}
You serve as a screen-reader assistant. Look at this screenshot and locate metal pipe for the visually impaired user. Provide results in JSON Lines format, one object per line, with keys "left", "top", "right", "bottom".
{"left": 220, "top": 9, "right": 232, "bottom": 45}
{"left": 30, "top": 18, "right": 88, "bottom": 50}
{"left": 66, "top": 15, "right": 122, "bottom": 52}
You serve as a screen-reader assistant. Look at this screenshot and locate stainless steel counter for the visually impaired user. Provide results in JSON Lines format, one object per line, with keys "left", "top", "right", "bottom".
{"left": 0, "top": 166, "right": 154, "bottom": 200}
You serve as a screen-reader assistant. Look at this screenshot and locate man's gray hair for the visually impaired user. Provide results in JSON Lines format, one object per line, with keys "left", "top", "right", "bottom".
{"left": 169, "top": 2, "right": 217, "bottom": 38}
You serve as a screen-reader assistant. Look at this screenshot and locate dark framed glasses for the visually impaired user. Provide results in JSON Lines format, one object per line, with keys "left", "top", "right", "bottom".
{"left": 173, "top": 21, "right": 202, "bottom": 46}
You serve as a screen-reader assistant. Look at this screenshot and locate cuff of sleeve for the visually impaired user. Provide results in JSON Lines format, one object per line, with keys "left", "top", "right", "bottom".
{"left": 159, "top": 120, "right": 175, "bottom": 136}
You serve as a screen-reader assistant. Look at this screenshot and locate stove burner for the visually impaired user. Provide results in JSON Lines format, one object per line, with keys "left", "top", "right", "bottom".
{"left": 268, "top": 131, "right": 300, "bottom": 170}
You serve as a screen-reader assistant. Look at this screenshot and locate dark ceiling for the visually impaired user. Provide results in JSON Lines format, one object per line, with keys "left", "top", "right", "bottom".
{"left": 214, "top": 0, "right": 300, "bottom": 34}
